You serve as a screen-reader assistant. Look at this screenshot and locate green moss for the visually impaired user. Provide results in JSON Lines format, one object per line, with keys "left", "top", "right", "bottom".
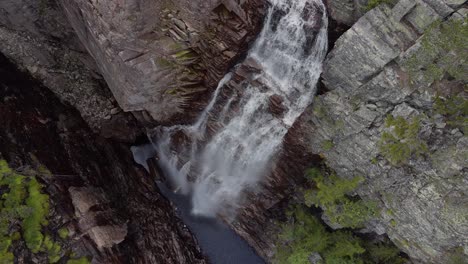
{"left": 43, "top": 235, "right": 62, "bottom": 263}
{"left": 390, "top": 219, "right": 397, "bottom": 227}
{"left": 312, "top": 99, "right": 346, "bottom": 137}
{"left": 58, "top": 228, "right": 69, "bottom": 239}
{"left": 404, "top": 18, "right": 468, "bottom": 84}
{"left": 0, "top": 160, "right": 12, "bottom": 175}
{"left": 0, "top": 159, "right": 70, "bottom": 262}
{"left": 366, "top": 0, "right": 395, "bottom": 10}
{"left": 313, "top": 102, "right": 326, "bottom": 118}
{"left": 0, "top": 238, "right": 13, "bottom": 264}
{"left": 173, "top": 49, "right": 198, "bottom": 61}
{"left": 165, "top": 88, "right": 180, "bottom": 95}
{"left": 23, "top": 177, "right": 49, "bottom": 253}
{"left": 1, "top": 160, "right": 28, "bottom": 261}
{"left": 379, "top": 115, "right": 428, "bottom": 165}
{"left": 386, "top": 209, "right": 395, "bottom": 216}
{"left": 447, "top": 247, "right": 468, "bottom": 264}
{"left": 322, "top": 140, "right": 334, "bottom": 151}
{"left": 67, "top": 257, "right": 91, "bottom": 264}
{"left": 304, "top": 169, "right": 377, "bottom": 228}
{"left": 10, "top": 232, "right": 20, "bottom": 241}
{"left": 155, "top": 57, "right": 175, "bottom": 68}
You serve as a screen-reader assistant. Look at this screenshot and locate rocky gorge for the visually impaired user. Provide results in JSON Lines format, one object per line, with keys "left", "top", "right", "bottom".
{"left": 0, "top": 0, "right": 467, "bottom": 264}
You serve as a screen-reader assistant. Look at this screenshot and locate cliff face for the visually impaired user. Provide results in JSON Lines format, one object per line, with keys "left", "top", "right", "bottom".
{"left": 305, "top": 0, "right": 467, "bottom": 262}
{"left": 0, "top": 0, "right": 266, "bottom": 133}
{"left": 1, "top": 0, "right": 466, "bottom": 263}
{"left": 0, "top": 0, "right": 140, "bottom": 142}
{"left": 215, "top": 1, "right": 467, "bottom": 263}
{"left": 0, "top": 54, "right": 206, "bottom": 263}
{"left": 60, "top": 0, "right": 266, "bottom": 124}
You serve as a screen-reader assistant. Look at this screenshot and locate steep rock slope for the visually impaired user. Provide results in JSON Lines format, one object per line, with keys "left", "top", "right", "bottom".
{"left": 0, "top": 0, "right": 140, "bottom": 140}
{"left": 60, "top": 0, "right": 266, "bottom": 124}
{"left": 304, "top": 0, "right": 467, "bottom": 262}
{"left": 325, "top": 0, "right": 370, "bottom": 25}
{"left": 0, "top": 54, "right": 206, "bottom": 263}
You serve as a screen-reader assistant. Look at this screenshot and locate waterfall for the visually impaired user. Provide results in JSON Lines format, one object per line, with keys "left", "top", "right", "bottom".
{"left": 152, "top": 0, "right": 328, "bottom": 217}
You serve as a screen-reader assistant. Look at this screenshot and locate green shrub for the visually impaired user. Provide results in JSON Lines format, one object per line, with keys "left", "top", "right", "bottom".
{"left": 364, "top": 242, "right": 406, "bottom": 264}
{"left": 275, "top": 206, "right": 406, "bottom": 264}
{"left": 275, "top": 206, "right": 364, "bottom": 264}
{"left": 304, "top": 169, "right": 376, "bottom": 228}
{"left": 379, "top": 115, "right": 428, "bottom": 165}
{"left": 434, "top": 95, "right": 468, "bottom": 134}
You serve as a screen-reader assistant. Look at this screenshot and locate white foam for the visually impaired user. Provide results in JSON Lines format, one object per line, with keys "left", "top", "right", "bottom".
{"left": 153, "top": 0, "right": 328, "bottom": 217}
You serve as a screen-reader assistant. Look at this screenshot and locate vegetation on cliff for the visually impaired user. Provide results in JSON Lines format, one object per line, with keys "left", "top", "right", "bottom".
{"left": 274, "top": 166, "right": 405, "bottom": 264}
{"left": 0, "top": 159, "right": 90, "bottom": 264}
{"left": 379, "top": 115, "right": 428, "bottom": 165}
{"left": 304, "top": 168, "right": 377, "bottom": 228}
{"left": 434, "top": 95, "right": 468, "bottom": 134}
{"left": 274, "top": 206, "right": 405, "bottom": 264}
{"left": 404, "top": 17, "right": 467, "bottom": 84}
{"left": 365, "top": 0, "right": 396, "bottom": 11}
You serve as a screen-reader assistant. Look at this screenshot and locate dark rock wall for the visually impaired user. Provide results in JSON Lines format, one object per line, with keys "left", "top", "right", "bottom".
{"left": 0, "top": 0, "right": 140, "bottom": 140}
{"left": 0, "top": 53, "right": 206, "bottom": 264}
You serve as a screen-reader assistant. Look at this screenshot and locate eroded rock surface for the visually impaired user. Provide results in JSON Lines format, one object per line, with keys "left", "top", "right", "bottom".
{"left": 60, "top": 0, "right": 266, "bottom": 124}
{"left": 0, "top": 0, "right": 140, "bottom": 140}
{"left": 0, "top": 54, "right": 206, "bottom": 264}
{"left": 325, "top": 0, "right": 370, "bottom": 25}
{"left": 305, "top": 1, "right": 467, "bottom": 262}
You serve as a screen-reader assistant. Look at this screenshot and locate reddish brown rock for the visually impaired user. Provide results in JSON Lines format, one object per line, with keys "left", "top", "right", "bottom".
{"left": 60, "top": 0, "right": 267, "bottom": 124}
{"left": 268, "top": 94, "right": 287, "bottom": 116}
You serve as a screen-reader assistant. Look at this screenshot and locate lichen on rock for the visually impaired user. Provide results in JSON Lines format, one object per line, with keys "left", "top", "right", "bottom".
{"left": 306, "top": 1, "right": 468, "bottom": 262}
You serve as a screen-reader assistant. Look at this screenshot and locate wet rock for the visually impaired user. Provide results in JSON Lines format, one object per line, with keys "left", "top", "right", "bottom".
{"left": 269, "top": 94, "right": 287, "bottom": 116}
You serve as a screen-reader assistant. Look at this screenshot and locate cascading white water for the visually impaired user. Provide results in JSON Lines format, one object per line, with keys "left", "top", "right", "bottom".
{"left": 153, "top": 0, "right": 328, "bottom": 217}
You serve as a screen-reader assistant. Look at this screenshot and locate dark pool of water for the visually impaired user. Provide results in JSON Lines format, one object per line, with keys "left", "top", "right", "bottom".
{"left": 131, "top": 145, "right": 265, "bottom": 264}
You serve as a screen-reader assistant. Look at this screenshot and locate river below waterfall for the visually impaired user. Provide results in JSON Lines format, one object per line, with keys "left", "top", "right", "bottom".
{"left": 131, "top": 145, "right": 265, "bottom": 264}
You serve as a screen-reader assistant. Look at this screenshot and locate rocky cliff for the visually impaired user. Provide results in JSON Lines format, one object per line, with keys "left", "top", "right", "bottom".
{"left": 60, "top": 0, "right": 266, "bottom": 124}
{"left": 306, "top": 0, "right": 467, "bottom": 262}
{"left": 0, "top": 0, "right": 466, "bottom": 263}
{"left": 0, "top": 53, "right": 206, "bottom": 263}
{"left": 210, "top": 1, "right": 467, "bottom": 263}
